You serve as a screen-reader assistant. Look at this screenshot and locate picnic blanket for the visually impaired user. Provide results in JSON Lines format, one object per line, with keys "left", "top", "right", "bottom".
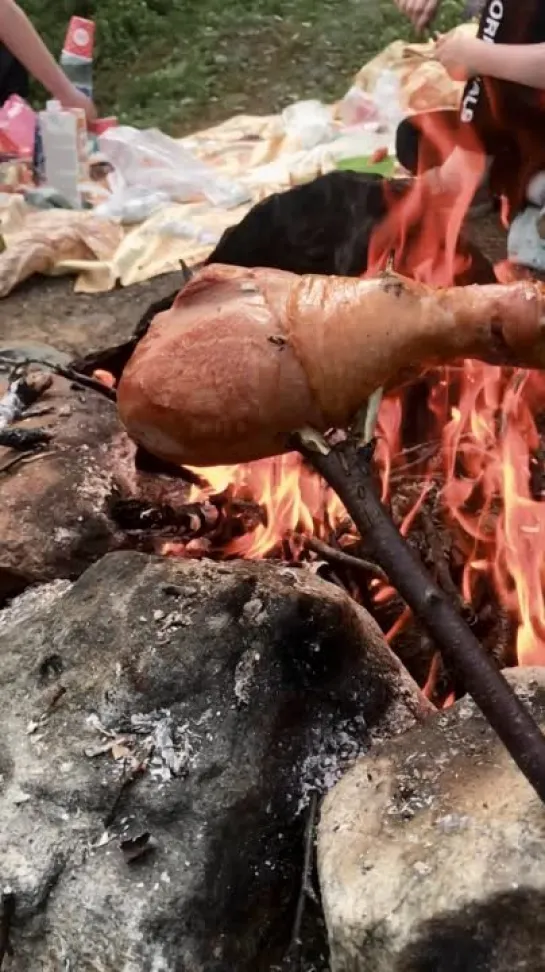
{"left": 0, "top": 32, "right": 471, "bottom": 298}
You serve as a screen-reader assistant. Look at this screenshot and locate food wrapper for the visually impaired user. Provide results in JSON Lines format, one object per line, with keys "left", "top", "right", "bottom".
{"left": 0, "top": 96, "right": 37, "bottom": 160}
{"left": 351, "top": 27, "right": 478, "bottom": 115}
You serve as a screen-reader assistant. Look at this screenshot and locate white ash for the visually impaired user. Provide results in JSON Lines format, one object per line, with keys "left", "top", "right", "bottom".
{"left": 242, "top": 597, "right": 268, "bottom": 625}
{"left": 234, "top": 645, "right": 263, "bottom": 706}
{"left": 129, "top": 710, "right": 201, "bottom": 781}
{"left": 149, "top": 715, "right": 197, "bottom": 781}
{"left": 153, "top": 608, "right": 195, "bottom": 642}
{"left": 85, "top": 708, "right": 202, "bottom": 783}
{"left": 298, "top": 714, "right": 369, "bottom": 812}
{"left": 0, "top": 579, "right": 72, "bottom": 637}
{"left": 76, "top": 461, "right": 115, "bottom": 517}
{"left": 435, "top": 813, "right": 472, "bottom": 833}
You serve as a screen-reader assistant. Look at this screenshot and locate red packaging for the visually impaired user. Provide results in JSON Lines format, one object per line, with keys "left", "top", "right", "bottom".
{"left": 0, "top": 96, "right": 36, "bottom": 160}
{"left": 0, "top": 132, "right": 17, "bottom": 157}
{"left": 62, "top": 17, "right": 95, "bottom": 59}
{"left": 91, "top": 117, "right": 118, "bottom": 136}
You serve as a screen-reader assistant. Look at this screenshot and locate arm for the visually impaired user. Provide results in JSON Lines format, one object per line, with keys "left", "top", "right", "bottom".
{"left": 0, "top": 0, "right": 96, "bottom": 119}
{"left": 466, "top": 40, "right": 545, "bottom": 89}
{"left": 435, "top": 30, "right": 545, "bottom": 90}
{"left": 393, "top": 0, "right": 440, "bottom": 31}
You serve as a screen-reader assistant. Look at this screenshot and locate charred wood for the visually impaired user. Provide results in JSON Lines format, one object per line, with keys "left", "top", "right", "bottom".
{"left": 0, "top": 427, "right": 52, "bottom": 451}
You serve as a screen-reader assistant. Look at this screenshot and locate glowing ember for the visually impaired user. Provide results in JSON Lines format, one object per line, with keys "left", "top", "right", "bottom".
{"left": 183, "top": 453, "right": 347, "bottom": 560}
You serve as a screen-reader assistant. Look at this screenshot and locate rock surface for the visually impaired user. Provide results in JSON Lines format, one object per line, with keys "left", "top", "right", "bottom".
{"left": 319, "top": 666, "right": 545, "bottom": 972}
{"left": 0, "top": 550, "right": 429, "bottom": 971}
{"left": 0, "top": 374, "right": 128, "bottom": 599}
{"left": 0, "top": 269, "right": 187, "bottom": 360}
{"left": 0, "top": 370, "right": 197, "bottom": 601}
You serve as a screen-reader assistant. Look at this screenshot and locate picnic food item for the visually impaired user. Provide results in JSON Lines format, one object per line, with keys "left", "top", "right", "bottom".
{"left": 60, "top": 17, "right": 95, "bottom": 99}
{"left": 117, "top": 263, "right": 545, "bottom": 467}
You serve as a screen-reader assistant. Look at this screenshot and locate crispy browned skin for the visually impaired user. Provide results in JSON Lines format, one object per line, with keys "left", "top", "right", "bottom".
{"left": 117, "top": 264, "right": 545, "bottom": 467}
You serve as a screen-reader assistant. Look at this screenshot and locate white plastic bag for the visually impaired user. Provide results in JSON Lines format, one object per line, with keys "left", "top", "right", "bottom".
{"left": 98, "top": 126, "right": 249, "bottom": 208}
{"left": 281, "top": 100, "right": 335, "bottom": 150}
{"left": 94, "top": 169, "right": 171, "bottom": 224}
{"left": 508, "top": 205, "right": 545, "bottom": 273}
{"left": 372, "top": 70, "right": 404, "bottom": 132}
{"left": 338, "top": 86, "right": 379, "bottom": 128}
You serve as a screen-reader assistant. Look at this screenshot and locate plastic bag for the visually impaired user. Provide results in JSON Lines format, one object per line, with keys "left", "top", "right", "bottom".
{"left": 98, "top": 126, "right": 249, "bottom": 209}
{"left": 338, "top": 86, "right": 380, "bottom": 128}
{"left": 281, "top": 100, "right": 335, "bottom": 150}
{"left": 372, "top": 70, "right": 405, "bottom": 132}
{"left": 508, "top": 205, "right": 545, "bottom": 273}
{"left": 94, "top": 169, "right": 171, "bottom": 224}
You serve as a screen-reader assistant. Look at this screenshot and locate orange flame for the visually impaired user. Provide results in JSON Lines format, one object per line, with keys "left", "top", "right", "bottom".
{"left": 363, "top": 115, "right": 545, "bottom": 672}
{"left": 184, "top": 454, "right": 345, "bottom": 559}
{"left": 152, "top": 114, "right": 545, "bottom": 682}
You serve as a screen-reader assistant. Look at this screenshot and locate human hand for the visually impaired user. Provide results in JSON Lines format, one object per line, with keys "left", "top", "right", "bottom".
{"left": 59, "top": 84, "right": 97, "bottom": 125}
{"left": 393, "top": 0, "right": 440, "bottom": 32}
{"left": 434, "top": 28, "right": 479, "bottom": 81}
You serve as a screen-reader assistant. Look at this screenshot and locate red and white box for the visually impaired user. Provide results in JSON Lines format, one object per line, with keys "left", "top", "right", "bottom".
{"left": 62, "top": 17, "right": 95, "bottom": 60}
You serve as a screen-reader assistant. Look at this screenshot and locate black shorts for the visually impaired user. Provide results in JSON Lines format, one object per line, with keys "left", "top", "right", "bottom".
{"left": 0, "top": 45, "right": 29, "bottom": 107}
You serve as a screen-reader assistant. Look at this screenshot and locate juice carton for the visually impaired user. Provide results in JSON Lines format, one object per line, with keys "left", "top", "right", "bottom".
{"left": 60, "top": 17, "right": 95, "bottom": 99}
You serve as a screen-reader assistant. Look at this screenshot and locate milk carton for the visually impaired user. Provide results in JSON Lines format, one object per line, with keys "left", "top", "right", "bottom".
{"left": 38, "top": 100, "right": 87, "bottom": 207}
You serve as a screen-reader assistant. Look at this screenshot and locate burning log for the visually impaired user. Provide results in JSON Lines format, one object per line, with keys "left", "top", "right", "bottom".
{"left": 109, "top": 496, "right": 221, "bottom": 538}
{"left": 117, "top": 263, "right": 545, "bottom": 468}
{"left": 0, "top": 427, "right": 52, "bottom": 452}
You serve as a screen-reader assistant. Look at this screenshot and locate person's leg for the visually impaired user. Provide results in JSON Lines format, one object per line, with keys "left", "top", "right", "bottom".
{"left": 0, "top": 44, "right": 29, "bottom": 105}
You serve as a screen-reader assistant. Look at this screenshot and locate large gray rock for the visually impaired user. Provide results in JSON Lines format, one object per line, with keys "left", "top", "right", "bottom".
{"left": 0, "top": 371, "right": 197, "bottom": 601}
{"left": 319, "top": 666, "right": 545, "bottom": 972}
{"left": 0, "top": 550, "right": 429, "bottom": 971}
{"left": 0, "top": 373, "right": 126, "bottom": 599}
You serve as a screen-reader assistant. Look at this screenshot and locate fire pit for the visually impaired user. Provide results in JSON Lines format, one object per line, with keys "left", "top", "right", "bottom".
{"left": 1, "top": 173, "right": 545, "bottom": 971}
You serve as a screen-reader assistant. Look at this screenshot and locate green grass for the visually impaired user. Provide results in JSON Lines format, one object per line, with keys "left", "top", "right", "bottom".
{"left": 21, "top": 0, "right": 465, "bottom": 134}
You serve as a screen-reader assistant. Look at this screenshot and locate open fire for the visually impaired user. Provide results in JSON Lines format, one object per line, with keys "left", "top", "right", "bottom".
{"left": 148, "top": 126, "right": 545, "bottom": 694}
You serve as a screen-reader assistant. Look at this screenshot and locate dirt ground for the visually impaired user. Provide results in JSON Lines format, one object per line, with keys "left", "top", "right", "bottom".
{"left": 0, "top": 208, "right": 507, "bottom": 364}
{"left": 0, "top": 267, "right": 188, "bottom": 363}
